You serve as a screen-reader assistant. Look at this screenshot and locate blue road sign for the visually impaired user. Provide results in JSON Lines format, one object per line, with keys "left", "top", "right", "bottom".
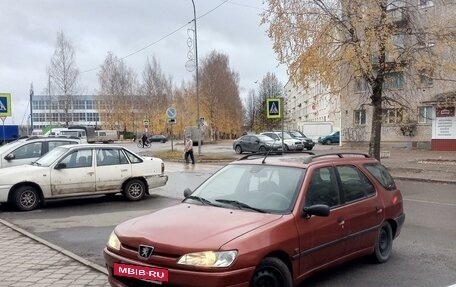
{"left": 0, "top": 93, "right": 12, "bottom": 117}
{"left": 166, "top": 107, "right": 177, "bottom": 119}
{"left": 267, "top": 98, "right": 281, "bottom": 119}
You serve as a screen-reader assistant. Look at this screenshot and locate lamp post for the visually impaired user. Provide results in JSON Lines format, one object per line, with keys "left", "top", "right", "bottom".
{"left": 191, "top": 0, "right": 201, "bottom": 155}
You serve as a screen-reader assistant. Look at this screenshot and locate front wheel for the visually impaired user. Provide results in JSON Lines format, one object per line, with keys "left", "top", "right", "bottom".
{"left": 250, "top": 257, "right": 292, "bottom": 287}
{"left": 372, "top": 222, "right": 393, "bottom": 263}
{"left": 13, "top": 185, "right": 40, "bottom": 211}
{"left": 123, "top": 179, "right": 146, "bottom": 201}
{"left": 306, "top": 146, "right": 313, "bottom": 150}
{"left": 325, "top": 139, "right": 332, "bottom": 145}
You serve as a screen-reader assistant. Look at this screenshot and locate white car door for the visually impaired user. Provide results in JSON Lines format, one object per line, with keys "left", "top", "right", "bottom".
{"left": 95, "top": 148, "right": 131, "bottom": 192}
{"left": 50, "top": 148, "right": 96, "bottom": 195}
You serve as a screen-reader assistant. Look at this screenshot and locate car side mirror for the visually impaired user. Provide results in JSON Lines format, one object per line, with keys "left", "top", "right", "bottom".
{"left": 183, "top": 188, "right": 193, "bottom": 198}
{"left": 4, "top": 153, "right": 15, "bottom": 161}
{"left": 54, "top": 163, "right": 67, "bottom": 170}
{"left": 255, "top": 140, "right": 260, "bottom": 143}
{"left": 302, "top": 204, "right": 330, "bottom": 218}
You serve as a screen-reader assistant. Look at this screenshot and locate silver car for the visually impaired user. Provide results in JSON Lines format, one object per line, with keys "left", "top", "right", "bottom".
{"left": 0, "top": 136, "right": 82, "bottom": 169}
{"left": 261, "top": 131, "right": 304, "bottom": 151}
{"left": 233, "top": 134, "right": 283, "bottom": 154}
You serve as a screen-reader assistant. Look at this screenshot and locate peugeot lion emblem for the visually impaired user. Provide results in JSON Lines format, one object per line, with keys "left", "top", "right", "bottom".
{"left": 138, "top": 245, "right": 154, "bottom": 260}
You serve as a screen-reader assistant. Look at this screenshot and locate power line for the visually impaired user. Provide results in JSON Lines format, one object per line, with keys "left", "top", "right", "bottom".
{"left": 81, "top": 1, "right": 229, "bottom": 74}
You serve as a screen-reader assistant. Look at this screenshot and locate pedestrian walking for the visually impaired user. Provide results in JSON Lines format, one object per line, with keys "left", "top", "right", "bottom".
{"left": 184, "top": 135, "right": 195, "bottom": 165}
{"left": 141, "top": 133, "right": 148, "bottom": 148}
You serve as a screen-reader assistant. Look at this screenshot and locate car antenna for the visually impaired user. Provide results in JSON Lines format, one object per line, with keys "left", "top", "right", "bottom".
{"left": 262, "top": 138, "right": 278, "bottom": 164}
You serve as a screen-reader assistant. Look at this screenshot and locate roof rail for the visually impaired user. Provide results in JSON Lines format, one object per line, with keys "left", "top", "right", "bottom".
{"left": 237, "top": 151, "right": 283, "bottom": 161}
{"left": 303, "top": 152, "right": 371, "bottom": 164}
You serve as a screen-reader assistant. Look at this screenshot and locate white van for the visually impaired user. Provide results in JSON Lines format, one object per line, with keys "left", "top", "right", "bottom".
{"left": 95, "top": 130, "right": 118, "bottom": 143}
{"left": 47, "top": 128, "right": 88, "bottom": 143}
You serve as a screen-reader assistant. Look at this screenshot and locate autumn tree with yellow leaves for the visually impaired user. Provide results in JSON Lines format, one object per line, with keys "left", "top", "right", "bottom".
{"left": 262, "top": 0, "right": 456, "bottom": 159}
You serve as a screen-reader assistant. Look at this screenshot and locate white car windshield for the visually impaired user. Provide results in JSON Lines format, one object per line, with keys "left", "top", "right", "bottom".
{"left": 188, "top": 164, "right": 305, "bottom": 214}
{"left": 34, "top": 146, "right": 69, "bottom": 167}
{"left": 280, "top": 132, "right": 293, "bottom": 139}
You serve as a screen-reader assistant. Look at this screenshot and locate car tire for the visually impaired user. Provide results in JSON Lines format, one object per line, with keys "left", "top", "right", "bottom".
{"left": 325, "top": 139, "right": 332, "bottom": 145}
{"left": 251, "top": 257, "right": 292, "bottom": 287}
{"left": 123, "top": 179, "right": 146, "bottom": 201}
{"left": 372, "top": 221, "right": 393, "bottom": 263}
{"left": 235, "top": 145, "right": 243, "bottom": 154}
{"left": 306, "top": 146, "right": 313, "bottom": 150}
{"left": 284, "top": 145, "right": 289, "bottom": 151}
{"left": 258, "top": 146, "right": 266, "bottom": 153}
{"left": 13, "top": 185, "right": 39, "bottom": 211}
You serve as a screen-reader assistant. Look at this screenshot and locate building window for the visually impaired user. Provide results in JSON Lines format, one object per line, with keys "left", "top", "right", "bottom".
{"left": 383, "top": 72, "right": 404, "bottom": 90}
{"left": 419, "top": 0, "right": 434, "bottom": 8}
{"left": 86, "top": 100, "right": 93, "bottom": 109}
{"left": 354, "top": 110, "right": 366, "bottom": 125}
{"left": 387, "top": 0, "right": 405, "bottom": 10}
{"left": 417, "top": 33, "right": 435, "bottom": 48}
{"left": 382, "top": 108, "right": 404, "bottom": 124}
{"left": 354, "top": 78, "right": 369, "bottom": 92}
{"left": 418, "top": 106, "right": 433, "bottom": 124}
{"left": 419, "top": 70, "right": 433, "bottom": 87}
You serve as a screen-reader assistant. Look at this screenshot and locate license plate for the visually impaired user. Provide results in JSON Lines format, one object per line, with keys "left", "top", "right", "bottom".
{"left": 114, "top": 262, "right": 169, "bottom": 283}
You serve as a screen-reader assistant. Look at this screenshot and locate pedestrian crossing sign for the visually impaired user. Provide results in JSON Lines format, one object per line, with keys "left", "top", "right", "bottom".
{"left": 267, "top": 98, "right": 281, "bottom": 119}
{"left": 0, "top": 93, "right": 12, "bottom": 117}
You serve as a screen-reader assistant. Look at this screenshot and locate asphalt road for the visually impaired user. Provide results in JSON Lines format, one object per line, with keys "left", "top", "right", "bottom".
{"left": 1, "top": 164, "right": 455, "bottom": 287}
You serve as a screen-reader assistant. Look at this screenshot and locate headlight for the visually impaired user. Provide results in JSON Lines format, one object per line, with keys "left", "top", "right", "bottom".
{"left": 177, "top": 250, "right": 237, "bottom": 267}
{"left": 107, "top": 231, "right": 121, "bottom": 251}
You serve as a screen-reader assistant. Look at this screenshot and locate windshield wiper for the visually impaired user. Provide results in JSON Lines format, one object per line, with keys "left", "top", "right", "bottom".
{"left": 185, "top": 195, "right": 220, "bottom": 207}
{"left": 215, "top": 199, "right": 266, "bottom": 213}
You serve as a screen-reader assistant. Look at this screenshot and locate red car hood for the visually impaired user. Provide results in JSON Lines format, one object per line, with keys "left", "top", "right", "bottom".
{"left": 115, "top": 203, "right": 282, "bottom": 252}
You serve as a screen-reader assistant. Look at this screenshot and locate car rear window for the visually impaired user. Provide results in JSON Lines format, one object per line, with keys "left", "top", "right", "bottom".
{"left": 364, "top": 163, "right": 396, "bottom": 190}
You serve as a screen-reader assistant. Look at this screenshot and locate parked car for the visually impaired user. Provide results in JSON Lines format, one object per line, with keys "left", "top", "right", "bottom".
{"left": 104, "top": 152, "right": 404, "bottom": 287}
{"left": 0, "top": 144, "right": 168, "bottom": 211}
{"left": 148, "top": 134, "right": 168, "bottom": 143}
{"left": 287, "top": 130, "right": 315, "bottom": 150}
{"left": 233, "top": 134, "right": 283, "bottom": 154}
{"left": 318, "top": 131, "right": 340, "bottom": 145}
{"left": 261, "top": 131, "right": 304, "bottom": 151}
{"left": 0, "top": 136, "right": 82, "bottom": 169}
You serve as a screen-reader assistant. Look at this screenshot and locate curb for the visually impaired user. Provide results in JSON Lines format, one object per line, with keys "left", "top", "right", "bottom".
{"left": 391, "top": 175, "right": 456, "bottom": 185}
{"left": 0, "top": 218, "right": 108, "bottom": 276}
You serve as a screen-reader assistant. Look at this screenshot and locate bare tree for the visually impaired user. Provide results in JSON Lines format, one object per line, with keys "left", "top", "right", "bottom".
{"left": 254, "top": 72, "right": 283, "bottom": 132}
{"left": 48, "top": 31, "right": 79, "bottom": 127}
{"left": 141, "top": 57, "right": 173, "bottom": 134}
{"left": 199, "top": 51, "right": 243, "bottom": 139}
{"left": 244, "top": 89, "right": 257, "bottom": 132}
{"left": 97, "top": 52, "right": 137, "bottom": 131}
{"left": 262, "top": 0, "right": 456, "bottom": 159}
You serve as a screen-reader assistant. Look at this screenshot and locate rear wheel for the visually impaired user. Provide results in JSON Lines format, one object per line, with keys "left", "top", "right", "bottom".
{"left": 284, "top": 145, "right": 289, "bottom": 151}
{"left": 372, "top": 222, "right": 393, "bottom": 263}
{"left": 13, "top": 185, "right": 39, "bottom": 211}
{"left": 258, "top": 146, "right": 266, "bottom": 153}
{"left": 250, "top": 257, "right": 292, "bottom": 287}
{"left": 123, "top": 179, "right": 146, "bottom": 201}
{"left": 235, "top": 145, "right": 243, "bottom": 154}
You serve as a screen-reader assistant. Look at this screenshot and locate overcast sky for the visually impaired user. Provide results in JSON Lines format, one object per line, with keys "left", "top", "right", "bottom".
{"left": 0, "top": 0, "right": 288, "bottom": 125}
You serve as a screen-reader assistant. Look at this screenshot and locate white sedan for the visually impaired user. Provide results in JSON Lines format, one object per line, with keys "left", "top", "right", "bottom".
{"left": 0, "top": 144, "right": 168, "bottom": 211}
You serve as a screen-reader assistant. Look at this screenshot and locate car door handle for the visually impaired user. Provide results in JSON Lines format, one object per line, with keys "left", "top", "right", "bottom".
{"left": 376, "top": 206, "right": 383, "bottom": 213}
{"left": 88, "top": 172, "right": 94, "bottom": 176}
{"left": 121, "top": 169, "right": 128, "bottom": 172}
{"left": 337, "top": 217, "right": 345, "bottom": 225}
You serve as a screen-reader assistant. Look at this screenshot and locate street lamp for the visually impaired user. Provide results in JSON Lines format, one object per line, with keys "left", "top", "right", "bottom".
{"left": 191, "top": 0, "right": 201, "bottom": 155}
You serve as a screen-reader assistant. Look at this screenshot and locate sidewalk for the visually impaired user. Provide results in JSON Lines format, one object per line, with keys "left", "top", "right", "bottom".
{"left": 0, "top": 219, "right": 109, "bottom": 287}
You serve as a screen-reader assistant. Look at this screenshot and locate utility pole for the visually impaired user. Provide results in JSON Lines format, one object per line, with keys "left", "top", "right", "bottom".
{"left": 191, "top": 0, "right": 201, "bottom": 155}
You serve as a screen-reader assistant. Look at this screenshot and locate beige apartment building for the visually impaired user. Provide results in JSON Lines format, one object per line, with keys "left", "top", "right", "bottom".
{"left": 284, "top": 0, "right": 456, "bottom": 151}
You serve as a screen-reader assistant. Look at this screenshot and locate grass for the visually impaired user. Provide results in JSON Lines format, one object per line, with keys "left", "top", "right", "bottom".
{"left": 141, "top": 149, "right": 237, "bottom": 162}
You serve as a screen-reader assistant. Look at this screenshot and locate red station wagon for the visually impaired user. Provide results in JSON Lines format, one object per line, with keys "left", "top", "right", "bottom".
{"left": 104, "top": 152, "right": 405, "bottom": 287}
